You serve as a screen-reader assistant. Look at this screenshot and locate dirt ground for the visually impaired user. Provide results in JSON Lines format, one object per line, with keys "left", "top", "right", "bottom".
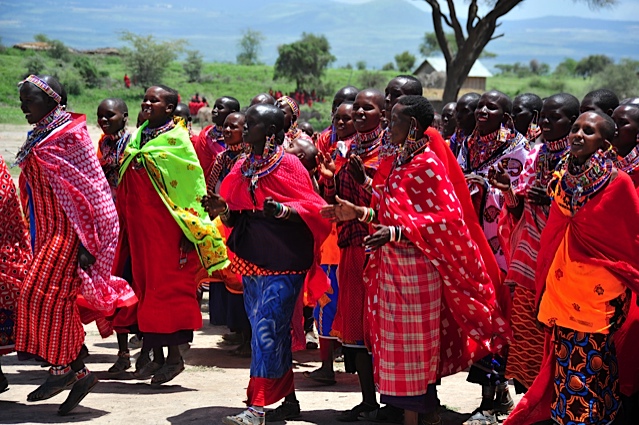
{"left": 0, "top": 123, "right": 522, "bottom": 425}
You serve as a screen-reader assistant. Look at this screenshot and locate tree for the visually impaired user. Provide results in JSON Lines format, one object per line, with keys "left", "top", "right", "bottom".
{"left": 529, "top": 59, "right": 550, "bottom": 76}
{"left": 183, "top": 50, "right": 203, "bottom": 83}
{"left": 382, "top": 62, "right": 396, "bottom": 71}
{"left": 274, "top": 33, "right": 336, "bottom": 91}
{"left": 395, "top": 51, "right": 416, "bottom": 72}
{"left": 593, "top": 59, "right": 639, "bottom": 99}
{"left": 34, "top": 34, "right": 71, "bottom": 61}
{"left": 420, "top": 32, "right": 495, "bottom": 59}
{"left": 119, "top": 32, "right": 184, "bottom": 90}
{"left": 575, "top": 54, "right": 614, "bottom": 78}
{"left": 421, "top": 0, "right": 616, "bottom": 103}
{"left": 358, "top": 71, "right": 387, "bottom": 91}
{"left": 356, "top": 60, "right": 367, "bottom": 70}
{"left": 554, "top": 58, "right": 579, "bottom": 76}
{"left": 237, "top": 29, "right": 264, "bottom": 66}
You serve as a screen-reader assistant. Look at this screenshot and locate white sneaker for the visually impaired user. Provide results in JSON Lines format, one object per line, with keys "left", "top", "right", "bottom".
{"left": 222, "top": 409, "right": 265, "bottom": 425}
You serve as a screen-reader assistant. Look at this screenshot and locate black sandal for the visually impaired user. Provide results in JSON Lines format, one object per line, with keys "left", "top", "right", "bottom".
{"left": 337, "top": 402, "right": 380, "bottom": 422}
{"left": 108, "top": 351, "right": 131, "bottom": 375}
{"left": 58, "top": 372, "right": 98, "bottom": 416}
{"left": 27, "top": 367, "right": 77, "bottom": 402}
{"left": 150, "top": 358, "right": 185, "bottom": 385}
{"left": 303, "top": 368, "right": 336, "bottom": 385}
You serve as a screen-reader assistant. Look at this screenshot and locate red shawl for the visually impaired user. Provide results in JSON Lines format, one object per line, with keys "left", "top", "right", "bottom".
{"left": 505, "top": 172, "right": 639, "bottom": 425}
{"left": 194, "top": 125, "right": 226, "bottom": 178}
{"left": 220, "top": 153, "right": 331, "bottom": 305}
{"left": 373, "top": 128, "right": 506, "bottom": 312}
{"left": 375, "top": 148, "right": 511, "bottom": 373}
{"left": 23, "top": 114, "right": 136, "bottom": 315}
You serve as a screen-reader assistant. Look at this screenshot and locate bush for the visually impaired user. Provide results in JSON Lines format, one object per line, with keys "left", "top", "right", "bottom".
{"left": 23, "top": 54, "right": 47, "bottom": 76}
{"left": 358, "top": 71, "right": 386, "bottom": 90}
{"left": 73, "top": 56, "right": 100, "bottom": 88}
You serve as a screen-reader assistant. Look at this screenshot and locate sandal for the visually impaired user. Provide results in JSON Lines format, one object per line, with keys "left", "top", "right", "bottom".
{"left": 108, "top": 352, "right": 131, "bottom": 375}
{"left": 265, "top": 399, "right": 301, "bottom": 422}
{"left": 361, "top": 404, "right": 404, "bottom": 424}
{"left": 421, "top": 410, "right": 442, "bottom": 425}
{"left": 58, "top": 371, "right": 98, "bottom": 416}
{"left": 27, "top": 367, "right": 78, "bottom": 402}
{"left": 150, "top": 358, "right": 185, "bottom": 385}
{"left": 462, "top": 410, "right": 498, "bottom": 425}
{"left": 223, "top": 409, "right": 265, "bottom": 425}
{"left": 303, "top": 368, "right": 336, "bottom": 385}
{"left": 133, "top": 360, "right": 162, "bottom": 380}
{"left": 337, "top": 402, "right": 380, "bottom": 422}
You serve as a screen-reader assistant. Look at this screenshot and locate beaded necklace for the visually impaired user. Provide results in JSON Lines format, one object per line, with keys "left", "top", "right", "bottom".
{"left": 395, "top": 135, "right": 430, "bottom": 168}
{"left": 551, "top": 148, "right": 614, "bottom": 214}
{"left": 350, "top": 126, "right": 383, "bottom": 159}
{"left": 535, "top": 135, "right": 570, "bottom": 187}
{"left": 15, "top": 105, "right": 71, "bottom": 165}
{"left": 614, "top": 140, "right": 639, "bottom": 175}
{"left": 526, "top": 124, "right": 541, "bottom": 142}
{"left": 467, "top": 126, "right": 516, "bottom": 172}
{"left": 141, "top": 119, "right": 175, "bottom": 147}
{"left": 241, "top": 144, "right": 285, "bottom": 206}
{"left": 379, "top": 129, "right": 399, "bottom": 159}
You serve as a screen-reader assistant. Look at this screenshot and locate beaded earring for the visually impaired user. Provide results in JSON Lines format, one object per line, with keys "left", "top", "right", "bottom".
{"left": 262, "top": 133, "right": 275, "bottom": 157}
{"left": 407, "top": 122, "right": 418, "bottom": 144}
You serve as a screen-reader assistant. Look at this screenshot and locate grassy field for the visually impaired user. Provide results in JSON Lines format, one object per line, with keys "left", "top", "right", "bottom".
{"left": 0, "top": 48, "right": 594, "bottom": 131}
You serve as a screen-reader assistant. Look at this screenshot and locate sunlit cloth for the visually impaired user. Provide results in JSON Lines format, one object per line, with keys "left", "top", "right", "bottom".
{"left": 194, "top": 124, "right": 226, "bottom": 178}
{"left": 97, "top": 129, "right": 131, "bottom": 201}
{"left": 0, "top": 156, "right": 31, "bottom": 356}
{"left": 120, "top": 120, "right": 228, "bottom": 274}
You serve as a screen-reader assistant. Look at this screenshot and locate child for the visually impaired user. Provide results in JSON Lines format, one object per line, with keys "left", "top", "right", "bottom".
{"left": 580, "top": 88, "right": 619, "bottom": 116}
{"left": 194, "top": 96, "right": 241, "bottom": 177}
{"left": 512, "top": 93, "right": 543, "bottom": 142}
{"left": 116, "top": 85, "right": 228, "bottom": 385}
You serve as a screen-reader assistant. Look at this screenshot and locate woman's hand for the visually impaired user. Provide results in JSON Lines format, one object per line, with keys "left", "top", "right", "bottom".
{"left": 487, "top": 162, "right": 511, "bottom": 192}
{"left": 201, "top": 192, "right": 228, "bottom": 219}
{"left": 317, "top": 151, "right": 336, "bottom": 180}
{"left": 320, "top": 196, "right": 365, "bottom": 222}
{"left": 78, "top": 245, "right": 96, "bottom": 271}
{"left": 263, "top": 197, "right": 279, "bottom": 218}
{"left": 363, "top": 224, "right": 390, "bottom": 250}
{"left": 347, "top": 154, "right": 367, "bottom": 184}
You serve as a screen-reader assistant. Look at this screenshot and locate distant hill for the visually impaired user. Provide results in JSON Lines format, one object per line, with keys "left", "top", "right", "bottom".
{"left": 1, "top": 0, "right": 637, "bottom": 70}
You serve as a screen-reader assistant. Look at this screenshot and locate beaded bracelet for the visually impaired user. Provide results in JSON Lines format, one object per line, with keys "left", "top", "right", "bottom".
{"left": 362, "top": 176, "right": 373, "bottom": 193}
{"left": 358, "top": 207, "right": 375, "bottom": 223}
{"left": 503, "top": 188, "right": 520, "bottom": 208}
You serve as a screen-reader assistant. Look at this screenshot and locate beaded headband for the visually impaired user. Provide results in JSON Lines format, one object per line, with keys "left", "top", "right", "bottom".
{"left": 19, "top": 75, "right": 62, "bottom": 104}
{"left": 277, "top": 96, "right": 300, "bottom": 119}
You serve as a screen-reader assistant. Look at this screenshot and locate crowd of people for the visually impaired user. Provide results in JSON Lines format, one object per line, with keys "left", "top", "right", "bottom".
{"left": 1, "top": 72, "right": 638, "bottom": 425}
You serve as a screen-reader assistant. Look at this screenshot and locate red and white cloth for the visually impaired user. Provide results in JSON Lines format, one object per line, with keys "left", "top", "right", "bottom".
{"left": 365, "top": 146, "right": 511, "bottom": 396}
{"left": 21, "top": 114, "right": 136, "bottom": 315}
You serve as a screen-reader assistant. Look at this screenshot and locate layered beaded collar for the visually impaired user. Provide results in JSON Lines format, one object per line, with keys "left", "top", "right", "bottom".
{"left": 615, "top": 141, "right": 639, "bottom": 175}
{"left": 15, "top": 105, "right": 71, "bottom": 165}
{"left": 535, "top": 135, "right": 571, "bottom": 186}
{"left": 141, "top": 119, "right": 175, "bottom": 147}
{"left": 241, "top": 144, "right": 285, "bottom": 206}
{"left": 395, "top": 135, "right": 430, "bottom": 168}
{"left": 467, "top": 126, "right": 517, "bottom": 171}
{"left": 551, "top": 148, "right": 614, "bottom": 214}
{"left": 350, "top": 126, "right": 383, "bottom": 159}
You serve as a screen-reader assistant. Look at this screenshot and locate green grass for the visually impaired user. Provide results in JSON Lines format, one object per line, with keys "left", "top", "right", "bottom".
{"left": 0, "top": 47, "right": 594, "bottom": 131}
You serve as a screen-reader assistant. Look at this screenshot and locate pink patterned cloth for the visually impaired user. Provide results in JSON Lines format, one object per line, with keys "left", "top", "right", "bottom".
{"left": 24, "top": 114, "right": 136, "bottom": 315}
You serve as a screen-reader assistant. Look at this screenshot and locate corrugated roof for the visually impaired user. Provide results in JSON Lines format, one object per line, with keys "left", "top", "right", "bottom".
{"left": 417, "top": 57, "right": 492, "bottom": 78}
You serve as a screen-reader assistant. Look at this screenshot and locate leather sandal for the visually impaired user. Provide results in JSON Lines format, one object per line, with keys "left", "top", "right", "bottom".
{"left": 58, "top": 372, "right": 98, "bottom": 416}
{"left": 27, "top": 368, "right": 77, "bottom": 402}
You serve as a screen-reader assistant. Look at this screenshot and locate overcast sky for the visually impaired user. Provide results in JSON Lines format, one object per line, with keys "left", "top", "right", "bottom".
{"left": 336, "top": 0, "right": 639, "bottom": 21}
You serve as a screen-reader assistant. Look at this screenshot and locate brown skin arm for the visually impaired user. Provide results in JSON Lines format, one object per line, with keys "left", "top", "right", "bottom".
{"left": 488, "top": 162, "right": 525, "bottom": 220}
{"left": 201, "top": 192, "right": 238, "bottom": 227}
{"left": 320, "top": 195, "right": 367, "bottom": 223}
{"left": 363, "top": 224, "right": 390, "bottom": 250}
{"left": 263, "top": 197, "right": 303, "bottom": 223}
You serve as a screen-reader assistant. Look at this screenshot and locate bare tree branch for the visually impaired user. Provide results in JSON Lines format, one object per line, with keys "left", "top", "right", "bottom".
{"left": 446, "top": 0, "right": 466, "bottom": 47}
{"left": 442, "top": 14, "right": 453, "bottom": 28}
{"left": 490, "top": 33, "right": 505, "bottom": 41}
{"left": 424, "top": 0, "right": 453, "bottom": 63}
{"left": 467, "top": 0, "right": 479, "bottom": 33}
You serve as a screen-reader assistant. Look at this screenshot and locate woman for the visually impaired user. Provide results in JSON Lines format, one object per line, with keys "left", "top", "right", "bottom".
{"left": 203, "top": 104, "right": 329, "bottom": 425}
{"left": 323, "top": 95, "right": 511, "bottom": 425}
